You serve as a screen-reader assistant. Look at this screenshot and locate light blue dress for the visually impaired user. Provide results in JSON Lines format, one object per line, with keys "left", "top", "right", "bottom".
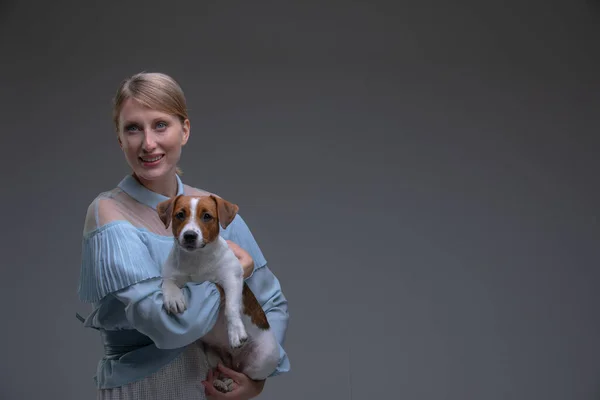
{"left": 76, "top": 174, "right": 290, "bottom": 398}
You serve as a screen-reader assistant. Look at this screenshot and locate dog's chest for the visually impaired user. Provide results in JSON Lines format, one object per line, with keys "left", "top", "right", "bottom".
{"left": 176, "top": 251, "right": 237, "bottom": 283}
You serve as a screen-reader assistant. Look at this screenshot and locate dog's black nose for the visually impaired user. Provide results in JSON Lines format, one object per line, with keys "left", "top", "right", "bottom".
{"left": 183, "top": 231, "right": 198, "bottom": 242}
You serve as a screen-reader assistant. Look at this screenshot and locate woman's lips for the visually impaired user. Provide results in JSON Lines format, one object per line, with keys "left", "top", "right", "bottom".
{"left": 139, "top": 154, "right": 164, "bottom": 166}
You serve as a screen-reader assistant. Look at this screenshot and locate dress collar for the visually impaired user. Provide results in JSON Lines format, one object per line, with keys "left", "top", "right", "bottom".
{"left": 118, "top": 174, "right": 184, "bottom": 210}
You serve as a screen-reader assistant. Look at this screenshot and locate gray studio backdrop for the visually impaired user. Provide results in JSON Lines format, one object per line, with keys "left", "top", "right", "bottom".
{"left": 1, "top": 1, "right": 599, "bottom": 399}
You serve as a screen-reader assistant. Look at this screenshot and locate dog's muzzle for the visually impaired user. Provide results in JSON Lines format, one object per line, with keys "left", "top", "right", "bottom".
{"left": 181, "top": 231, "right": 205, "bottom": 250}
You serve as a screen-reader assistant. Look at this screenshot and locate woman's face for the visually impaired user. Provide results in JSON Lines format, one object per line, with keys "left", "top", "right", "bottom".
{"left": 117, "top": 97, "right": 189, "bottom": 183}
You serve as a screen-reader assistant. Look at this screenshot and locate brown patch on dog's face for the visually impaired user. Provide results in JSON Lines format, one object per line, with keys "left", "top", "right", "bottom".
{"left": 195, "top": 196, "right": 222, "bottom": 244}
{"left": 191, "top": 195, "right": 239, "bottom": 245}
{"left": 170, "top": 196, "right": 193, "bottom": 239}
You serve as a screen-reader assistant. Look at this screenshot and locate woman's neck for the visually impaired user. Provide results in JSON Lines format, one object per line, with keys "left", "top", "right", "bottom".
{"left": 133, "top": 172, "right": 178, "bottom": 198}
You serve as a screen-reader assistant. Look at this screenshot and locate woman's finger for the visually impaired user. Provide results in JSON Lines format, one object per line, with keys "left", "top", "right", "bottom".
{"left": 226, "top": 241, "right": 248, "bottom": 260}
{"left": 225, "top": 240, "right": 239, "bottom": 252}
{"left": 217, "top": 363, "right": 245, "bottom": 382}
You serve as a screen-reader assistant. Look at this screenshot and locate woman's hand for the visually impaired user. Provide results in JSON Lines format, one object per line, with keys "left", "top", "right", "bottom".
{"left": 226, "top": 240, "right": 254, "bottom": 279}
{"left": 202, "top": 363, "right": 266, "bottom": 399}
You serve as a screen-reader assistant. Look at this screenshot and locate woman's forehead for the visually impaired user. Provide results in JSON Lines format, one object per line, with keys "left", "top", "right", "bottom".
{"left": 120, "top": 98, "right": 175, "bottom": 121}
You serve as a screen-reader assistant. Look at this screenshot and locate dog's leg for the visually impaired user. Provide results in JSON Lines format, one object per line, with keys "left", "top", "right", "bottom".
{"left": 220, "top": 274, "right": 248, "bottom": 349}
{"left": 162, "top": 275, "right": 188, "bottom": 314}
{"left": 204, "top": 344, "right": 223, "bottom": 371}
{"left": 161, "top": 250, "right": 188, "bottom": 314}
{"left": 204, "top": 345, "right": 234, "bottom": 393}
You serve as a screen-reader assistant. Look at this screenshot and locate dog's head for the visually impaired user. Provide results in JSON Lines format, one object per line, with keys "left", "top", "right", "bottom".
{"left": 156, "top": 194, "right": 239, "bottom": 251}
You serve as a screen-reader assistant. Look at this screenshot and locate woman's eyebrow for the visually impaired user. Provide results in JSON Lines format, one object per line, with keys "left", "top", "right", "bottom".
{"left": 121, "top": 114, "right": 175, "bottom": 127}
{"left": 121, "top": 118, "right": 140, "bottom": 126}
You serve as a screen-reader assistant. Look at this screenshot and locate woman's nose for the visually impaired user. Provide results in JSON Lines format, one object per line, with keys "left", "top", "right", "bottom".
{"left": 142, "top": 133, "right": 157, "bottom": 150}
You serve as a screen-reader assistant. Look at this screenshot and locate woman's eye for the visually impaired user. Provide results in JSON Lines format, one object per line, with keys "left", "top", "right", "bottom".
{"left": 156, "top": 121, "right": 167, "bottom": 129}
{"left": 125, "top": 124, "right": 139, "bottom": 132}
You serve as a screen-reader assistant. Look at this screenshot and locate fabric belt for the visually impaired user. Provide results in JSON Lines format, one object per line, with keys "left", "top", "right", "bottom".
{"left": 76, "top": 312, "right": 154, "bottom": 359}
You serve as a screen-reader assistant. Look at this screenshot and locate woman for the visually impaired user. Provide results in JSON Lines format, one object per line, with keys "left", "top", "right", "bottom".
{"left": 77, "top": 72, "right": 290, "bottom": 399}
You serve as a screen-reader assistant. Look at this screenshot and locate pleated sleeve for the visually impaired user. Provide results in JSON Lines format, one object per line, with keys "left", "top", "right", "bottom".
{"left": 78, "top": 221, "right": 162, "bottom": 303}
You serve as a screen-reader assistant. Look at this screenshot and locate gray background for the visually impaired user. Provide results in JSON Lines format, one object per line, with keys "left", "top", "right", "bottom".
{"left": 1, "top": 0, "right": 599, "bottom": 399}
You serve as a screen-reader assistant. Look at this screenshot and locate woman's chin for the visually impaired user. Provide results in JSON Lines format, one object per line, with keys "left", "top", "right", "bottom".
{"left": 133, "top": 165, "right": 172, "bottom": 182}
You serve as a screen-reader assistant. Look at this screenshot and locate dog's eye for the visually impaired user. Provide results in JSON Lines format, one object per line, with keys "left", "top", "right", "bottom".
{"left": 175, "top": 211, "right": 185, "bottom": 220}
{"left": 202, "top": 213, "right": 212, "bottom": 221}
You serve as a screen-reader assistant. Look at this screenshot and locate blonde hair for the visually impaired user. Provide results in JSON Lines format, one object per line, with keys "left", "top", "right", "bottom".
{"left": 112, "top": 72, "right": 188, "bottom": 175}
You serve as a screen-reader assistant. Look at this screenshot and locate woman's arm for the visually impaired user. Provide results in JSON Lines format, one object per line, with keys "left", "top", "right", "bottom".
{"left": 113, "top": 277, "right": 222, "bottom": 349}
{"left": 78, "top": 221, "right": 222, "bottom": 350}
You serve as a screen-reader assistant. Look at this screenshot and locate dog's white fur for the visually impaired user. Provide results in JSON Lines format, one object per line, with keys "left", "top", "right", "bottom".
{"left": 160, "top": 197, "right": 279, "bottom": 387}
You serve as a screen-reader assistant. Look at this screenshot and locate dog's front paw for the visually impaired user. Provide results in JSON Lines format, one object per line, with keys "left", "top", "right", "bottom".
{"left": 163, "top": 285, "right": 187, "bottom": 314}
{"left": 228, "top": 322, "right": 248, "bottom": 349}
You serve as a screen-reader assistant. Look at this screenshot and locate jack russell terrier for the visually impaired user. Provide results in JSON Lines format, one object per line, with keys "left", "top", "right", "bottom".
{"left": 156, "top": 194, "right": 279, "bottom": 392}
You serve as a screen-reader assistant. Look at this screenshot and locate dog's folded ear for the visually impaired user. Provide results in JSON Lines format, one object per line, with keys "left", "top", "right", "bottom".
{"left": 210, "top": 195, "right": 239, "bottom": 229}
{"left": 157, "top": 195, "right": 182, "bottom": 229}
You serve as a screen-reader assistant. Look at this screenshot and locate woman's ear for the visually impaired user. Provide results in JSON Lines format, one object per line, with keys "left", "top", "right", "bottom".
{"left": 181, "top": 119, "right": 190, "bottom": 145}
